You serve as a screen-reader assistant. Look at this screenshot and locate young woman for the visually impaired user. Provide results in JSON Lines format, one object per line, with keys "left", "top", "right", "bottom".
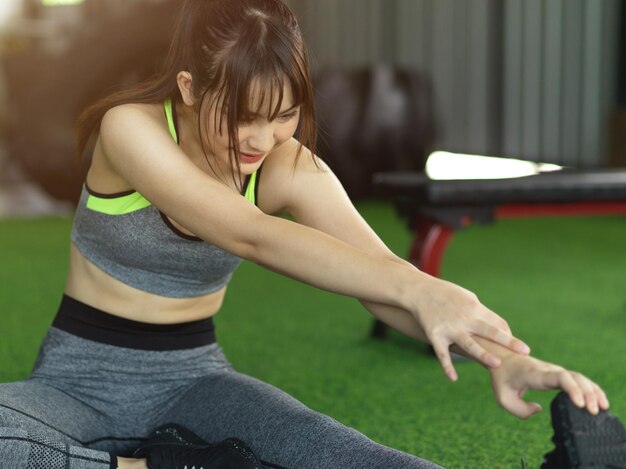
{"left": 0, "top": 0, "right": 609, "bottom": 468}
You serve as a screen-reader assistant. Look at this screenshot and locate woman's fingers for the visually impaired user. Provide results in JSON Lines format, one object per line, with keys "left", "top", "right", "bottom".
{"left": 432, "top": 330, "right": 502, "bottom": 379}
{"left": 431, "top": 338, "right": 457, "bottom": 382}
{"left": 456, "top": 333, "right": 502, "bottom": 368}
{"left": 539, "top": 368, "right": 583, "bottom": 405}
{"left": 471, "top": 319, "right": 531, "bottom": 355}
{"left": 595, "top": 383, "right": 610, "bottom": 410}
{"left": 497, "top": 387, "right": 542, "bottom": 419}
{"left": 540, "top": 368, "right": 608, "bottom": 415}
{"left": 479, "top": 307, "right": 512, "bottom": 334}
{"left": 570, "top": 372, "right": 600, "bottom": 414}
{"left": 570, "top": 373, "right": 610, "bottom": 415}
{"left": 490, "top": 355, "right": 610, "bottom": 420}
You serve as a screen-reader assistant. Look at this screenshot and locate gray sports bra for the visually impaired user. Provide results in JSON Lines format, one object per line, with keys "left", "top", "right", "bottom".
{"left": 71, "top": 98, "right": 262, "bottom": 298}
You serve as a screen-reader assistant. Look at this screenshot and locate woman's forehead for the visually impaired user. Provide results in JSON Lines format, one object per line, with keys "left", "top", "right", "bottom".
{"left": 247, "top": 78, "right": 295, "bottom": 114}
{"left": 206, "top": 77, "right": 297, "bottom": 116}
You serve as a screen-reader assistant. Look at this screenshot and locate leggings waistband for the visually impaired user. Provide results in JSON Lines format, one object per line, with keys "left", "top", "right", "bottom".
{"left": 52, "top": 294, "right": 216, "bottom": 351}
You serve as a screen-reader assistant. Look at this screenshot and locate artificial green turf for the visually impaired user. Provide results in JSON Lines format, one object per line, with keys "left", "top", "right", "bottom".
{"left": 1, "top": 204, "right": 625, "bottom": 468}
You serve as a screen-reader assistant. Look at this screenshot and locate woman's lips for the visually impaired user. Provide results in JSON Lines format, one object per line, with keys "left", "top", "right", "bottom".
{"left": 239, "top": 152, "right": 264, "bottom": 163}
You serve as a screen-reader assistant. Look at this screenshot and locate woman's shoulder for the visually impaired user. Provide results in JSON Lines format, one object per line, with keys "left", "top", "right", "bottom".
{"left": 265, "top": 138, "right": 323, "bottom": 171}
{"left": 102, "top": 102, "right": 165, "bottom": 130}
{"left": 99, "top": 101, "right": 179, "bottom": 157}
{"left": 89, "top": 102, "right": 173, "bottom": 194}
{"left": 257, "top": 138, "right": 328, "bottom": 215}
{"left": 99, "top": 102, "right": 169, "bottom": 153}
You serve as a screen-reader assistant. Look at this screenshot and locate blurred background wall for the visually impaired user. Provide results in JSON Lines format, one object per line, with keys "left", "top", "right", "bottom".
{"left": 0, "top": 0, "right": 176, "bottom": 212}
{"left": 287, "top": 0, "right": 623, "bottom": 167}
{"left": 0, "top": 0, "right": 625, "bottom": 213}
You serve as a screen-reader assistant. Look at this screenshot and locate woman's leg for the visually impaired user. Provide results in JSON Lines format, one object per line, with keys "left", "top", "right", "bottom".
{"left": 156, "top": 369, "right": 442, "bottom": 469}
{"left": 0, "top": 381, "right": 119, "bottom": 468}
{"left": 0, "top": 323, "right": 157, "bottom": 468}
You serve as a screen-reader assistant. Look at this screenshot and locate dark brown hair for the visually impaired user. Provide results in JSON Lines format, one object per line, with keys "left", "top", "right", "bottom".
{"left": 76, "top": 0, "right": 317, "bottom": 190}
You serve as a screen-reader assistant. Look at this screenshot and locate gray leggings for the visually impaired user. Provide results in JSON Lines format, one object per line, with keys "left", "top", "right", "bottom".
{"left": 0, "top": 327, "right": 441, "bottom": 468}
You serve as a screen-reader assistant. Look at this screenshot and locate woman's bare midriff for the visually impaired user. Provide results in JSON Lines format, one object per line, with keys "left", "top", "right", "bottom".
{"left": 64, "top": 242, "right": 226, "bottom": 324}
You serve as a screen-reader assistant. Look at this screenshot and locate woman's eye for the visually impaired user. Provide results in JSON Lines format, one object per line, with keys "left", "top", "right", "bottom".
{"left": 234, "top": 110, "right": 299, "bottom": 125}
{"left": 277, "top": 111, "right": 299, "bottom": 122}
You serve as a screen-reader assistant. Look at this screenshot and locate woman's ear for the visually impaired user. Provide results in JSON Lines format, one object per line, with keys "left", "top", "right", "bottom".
{"left": 176, "top": 71, "right": 195, "bottom": 106}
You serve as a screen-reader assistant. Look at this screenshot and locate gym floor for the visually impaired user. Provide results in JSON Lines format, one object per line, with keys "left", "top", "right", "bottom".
{"left": 1, "top": 202, "right": 624, "bottom": 468}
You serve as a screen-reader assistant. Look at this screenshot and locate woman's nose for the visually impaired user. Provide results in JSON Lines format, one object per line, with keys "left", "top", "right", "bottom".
{"left": 246, "top": 123, "right": 275, "bottom": 153}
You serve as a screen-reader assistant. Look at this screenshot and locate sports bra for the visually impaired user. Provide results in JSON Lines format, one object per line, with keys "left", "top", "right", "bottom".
{"left": 70, "top": 98, "right": 262, "bottom": 298}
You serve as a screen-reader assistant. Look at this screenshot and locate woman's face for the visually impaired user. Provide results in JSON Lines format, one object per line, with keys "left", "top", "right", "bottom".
{"left": 204, "top": 80, "right": 301, "bottom": 177}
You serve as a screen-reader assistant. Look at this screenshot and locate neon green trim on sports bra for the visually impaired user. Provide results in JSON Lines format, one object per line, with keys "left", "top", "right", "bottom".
{"left": 164, "top": 98, "right": 179, "bottom": 143}
{"left": 86, "top": 190, "right": 152, "bottom": 215}
{"left": 244, "top": 171, "right": 257, "bottom": 202}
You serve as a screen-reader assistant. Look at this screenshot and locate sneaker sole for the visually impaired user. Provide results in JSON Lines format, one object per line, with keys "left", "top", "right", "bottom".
{"left": 551, "top": 392, "right": 626, "bottom": 468}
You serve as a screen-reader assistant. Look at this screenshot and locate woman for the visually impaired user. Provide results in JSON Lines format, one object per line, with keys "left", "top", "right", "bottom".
{"left": 0, "top": 0, "right": 609, "bottom": 468}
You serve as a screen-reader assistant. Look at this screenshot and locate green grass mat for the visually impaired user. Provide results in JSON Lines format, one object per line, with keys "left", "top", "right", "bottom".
{"left": 1, "top": 203, "right": 625, "bottom": 468}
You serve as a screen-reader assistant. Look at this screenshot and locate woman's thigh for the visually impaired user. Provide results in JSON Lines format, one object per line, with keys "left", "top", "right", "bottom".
{"left": 0, "top": 379, "right": 139, "bottom": 455}
{"left": 157, "top": 370, "right": 442, "bottom": 469}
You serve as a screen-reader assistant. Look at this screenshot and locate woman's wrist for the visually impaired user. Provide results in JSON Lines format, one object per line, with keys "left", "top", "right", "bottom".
{"left": 471, "top": 336, "right": 519, "bottom": 370}
{"left": 395, "top": 269, "right": 436, "bottom": 315}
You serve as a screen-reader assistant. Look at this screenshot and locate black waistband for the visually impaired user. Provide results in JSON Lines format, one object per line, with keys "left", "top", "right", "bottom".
{"left": 52, "top": 294, "right": 216, "bottom": 351}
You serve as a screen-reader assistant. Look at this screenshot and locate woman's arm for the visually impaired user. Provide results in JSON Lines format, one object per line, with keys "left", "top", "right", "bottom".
{"left": 357, "top": 298, "right": 609, "bottom": 418}
{"left": 257, "top": 139, "right": 530, "bottom": 377}
{"left": 99, "top": 106, "right": 526, "bottom": 376}
{"left": 99, "top": 105, "right": 415, "bottom": 307}
{"left": 253, "top": 138, "right": 608, "bottom": 417}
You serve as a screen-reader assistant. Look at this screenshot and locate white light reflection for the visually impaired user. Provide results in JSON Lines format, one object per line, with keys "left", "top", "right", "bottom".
{"left": 425, "top": 151, "right": 563, "bottom": 180}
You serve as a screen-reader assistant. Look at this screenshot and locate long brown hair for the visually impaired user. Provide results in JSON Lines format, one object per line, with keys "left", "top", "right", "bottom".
{"left": 76, "top": 0, "right": 317, "bottom": 190}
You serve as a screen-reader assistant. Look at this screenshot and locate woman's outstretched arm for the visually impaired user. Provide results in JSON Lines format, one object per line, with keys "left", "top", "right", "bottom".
{"left": 267, "top": 143, "right": 608, "bottom": 416}
{"left": 256, "top": 138, "right": 533, "bottom": 377}
{"left": 99, "top": 105, "right": 527, "bottom": 376}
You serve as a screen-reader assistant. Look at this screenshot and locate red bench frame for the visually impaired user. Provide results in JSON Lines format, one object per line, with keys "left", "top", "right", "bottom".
{"left": 411, "top": 201, "right": 626, "bottom": 276}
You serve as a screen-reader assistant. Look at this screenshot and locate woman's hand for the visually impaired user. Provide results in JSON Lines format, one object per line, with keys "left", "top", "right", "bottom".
{"left": 411, "top": 277, "right": 531, "bottom": 381}
{"left": 489, "top": 353, "right": 610, "bottom": 419}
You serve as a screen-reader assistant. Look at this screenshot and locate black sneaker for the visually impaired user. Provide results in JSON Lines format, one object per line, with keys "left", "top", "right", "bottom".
{"left": 133, "top": 423, "right": 262, "bottom": 469}
{"left": 541, "top": 391, "right": 626, "bottom": 468}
